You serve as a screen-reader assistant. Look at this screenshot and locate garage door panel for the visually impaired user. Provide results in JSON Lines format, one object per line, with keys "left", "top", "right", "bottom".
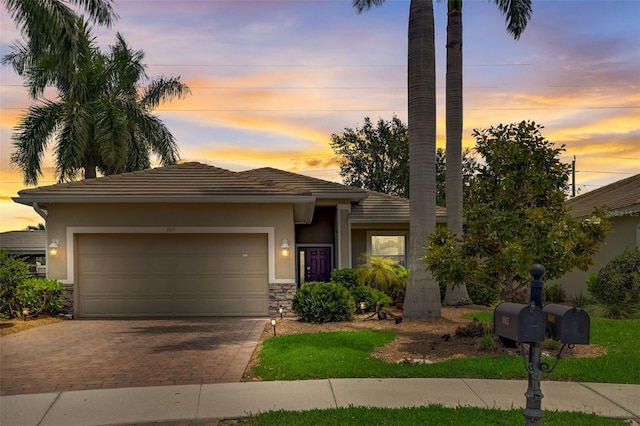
{"left": 244, "top": 298, "right": 269, "bottom": 315}
{"left": 77, "top": 234, "right": 269, "bottom": 317}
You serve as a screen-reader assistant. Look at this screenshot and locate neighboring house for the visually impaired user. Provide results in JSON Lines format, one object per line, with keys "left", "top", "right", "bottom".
{"left": 0, "top": 230, "right": 46, "bottom": 277}
{"left": 13, "top": 162, "right": 446, "bottom": 318}
{"left": 549, "top": 173, "right": 640, "bottom": 298}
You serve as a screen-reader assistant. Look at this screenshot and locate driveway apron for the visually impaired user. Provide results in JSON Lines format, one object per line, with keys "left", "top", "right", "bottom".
{"left": 0, "top": 317, "right": 266, "bottom": 396}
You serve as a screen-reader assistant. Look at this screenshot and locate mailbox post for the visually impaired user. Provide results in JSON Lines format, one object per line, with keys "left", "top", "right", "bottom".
{"left": 524, "top": 264, "right": 546, "bottom": 425}
{"left": 494, "top": 264, "right": 591, "bottom": 425}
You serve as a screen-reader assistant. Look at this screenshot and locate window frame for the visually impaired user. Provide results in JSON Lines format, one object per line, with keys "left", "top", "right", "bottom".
{"left": 366, "top": 230, "right": 408, "bottom": 266}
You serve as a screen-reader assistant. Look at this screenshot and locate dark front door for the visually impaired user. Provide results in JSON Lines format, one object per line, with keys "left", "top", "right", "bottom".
{"left": 301, "top": 247, "right": 332, "bottom": 283}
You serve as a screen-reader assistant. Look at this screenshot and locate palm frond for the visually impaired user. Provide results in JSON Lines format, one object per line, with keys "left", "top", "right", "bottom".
{"left": 135, "top": 112, "right": 180, "bottom": 166}
{"left": 10, "top": 100, "right": 64, "bottom": 185}
{"left": 70, "top": 0, "right": 118, "bottom": 26}
{"left": 106, "top": 33, "right": 147, "bottom": 97}
{"left": 353, "top": 0, "right": 386, "bottom": 14}
{"left": 141, "top": 76, "right": 191, "bottom": 110}
{"left": 494, "top": 0, "right": 532, "bottom": 39}
{"left": 55, "top": 103, "right": 91, "bottom": 182}
{"left": 93, "top": 99, "right": 129, "bottom": 174}
{"left": 124, "top": 134, "right": 151, "bottom": 172}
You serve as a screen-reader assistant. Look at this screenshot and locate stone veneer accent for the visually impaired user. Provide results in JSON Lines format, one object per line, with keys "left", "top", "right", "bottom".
{"left": 268, "top": 282, "right": 296, "bottom": 318}
{"left": 62, "top": 284, "right": 74, "bottom": 316}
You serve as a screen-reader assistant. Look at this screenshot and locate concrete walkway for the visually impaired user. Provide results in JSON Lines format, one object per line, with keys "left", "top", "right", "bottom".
{"left": 2, "top": 379, "right": 639, "bottom": 425}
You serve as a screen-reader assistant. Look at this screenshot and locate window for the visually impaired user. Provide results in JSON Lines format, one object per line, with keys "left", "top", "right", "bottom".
{"left": 367, "top": 232, "right": 407, "bottom": 266}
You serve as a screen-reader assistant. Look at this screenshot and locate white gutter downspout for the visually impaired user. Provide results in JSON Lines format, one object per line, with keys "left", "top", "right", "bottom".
{"left": 33, "top": 202, "right": 48, "bottom": 220}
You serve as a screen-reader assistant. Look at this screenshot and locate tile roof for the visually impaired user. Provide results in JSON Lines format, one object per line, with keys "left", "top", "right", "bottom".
{"left": 14, "top": 162, "right": 312, "bottom": 205}
{"left": 566, "top": 173, "right": 640, "bottom": 218}
{"left": 240, "top": 167, "right": 449, "bottom": 223}
{"left": 13, "top": 162, "right": 447, "bottom": 224}
{"left": 239, "top": 167, "right": 368, "bottom": 201}
{"left": 0, "top": 230, "right": 46, "bottom": 253}
{"left": 350, "top": 190, "right": 447, "bottom": 223}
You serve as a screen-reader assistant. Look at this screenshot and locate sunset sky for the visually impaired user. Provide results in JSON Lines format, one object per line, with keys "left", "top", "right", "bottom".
{"left": 1, "top": 0, "right": 639, "bottom": 232}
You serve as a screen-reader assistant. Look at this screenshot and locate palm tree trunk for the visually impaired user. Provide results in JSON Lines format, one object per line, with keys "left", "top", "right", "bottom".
{"left": 445, "top": 5, "right": 463, "bottom": 236}
{"left": 444, "top": 3, "right": 471, "bottom": 305}
{"left": 403, "top": 0, "right": 441, "bottom": 318}
{"left": 83, "top": 164, "right": 97, "bottom": 179}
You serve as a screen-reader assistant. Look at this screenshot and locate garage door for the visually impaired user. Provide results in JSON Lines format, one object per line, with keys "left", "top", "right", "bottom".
{"left": 77, "top": 233, "right": 268, "bottom": 317}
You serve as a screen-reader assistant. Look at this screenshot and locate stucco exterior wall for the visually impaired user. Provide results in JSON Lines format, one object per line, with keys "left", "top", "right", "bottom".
{"left": 351, "top": 229, "right": 367, "bottom": 266}
{"left": 548, "top": 215, "right": 640, "bottom": 298}
{"left": 295, "top": 206, "right": 335, "bottom": 244}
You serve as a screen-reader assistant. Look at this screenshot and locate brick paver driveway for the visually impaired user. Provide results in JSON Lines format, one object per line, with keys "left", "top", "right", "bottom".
{"left": 0, "top": 317, "right": 266, "bottom": 396}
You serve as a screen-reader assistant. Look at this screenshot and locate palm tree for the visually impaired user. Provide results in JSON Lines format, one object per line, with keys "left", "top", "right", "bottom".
{"left": 442, "top": 0, "right": 531, "bottom": 305}
{"left": 2, "top": 0, "right": 117, "bottom": 98}
{"left": 354, "top": 0, "right": 440, "bottom": 318}
{"left": 6, "top": 20, "right": 190, "bottom": 184}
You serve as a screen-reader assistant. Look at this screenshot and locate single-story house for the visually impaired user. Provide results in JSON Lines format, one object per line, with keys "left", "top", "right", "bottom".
{"left": 0, "top": 230, "right": 47, "bottom": 277}
{"left": 13, "top": 162, "right": 446, "bottom": 318}
{"left": 548, "top": 173, "right": 640, "bottom": 297}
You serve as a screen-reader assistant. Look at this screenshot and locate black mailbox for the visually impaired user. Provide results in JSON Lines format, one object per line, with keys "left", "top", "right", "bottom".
{"left": 543, "top": 304, "right": 590, "bottom": 345}
{"left": 494, "top": 302, "right": 545, "bottom": 343}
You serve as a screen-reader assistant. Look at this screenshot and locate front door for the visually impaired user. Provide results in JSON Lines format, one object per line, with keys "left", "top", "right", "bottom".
{"left": 300, "top": 247, "right": 332, "bottom": 284}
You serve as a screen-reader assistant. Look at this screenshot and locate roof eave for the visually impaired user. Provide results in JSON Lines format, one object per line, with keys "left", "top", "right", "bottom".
{"left": 350, "top": 215, "right": 448, "bottom": 224}
{"left": 313, "top": 192, "right": 368, "bottom": 203}
{"left": 13, "top": 194, "right": 316, "bottom": 205}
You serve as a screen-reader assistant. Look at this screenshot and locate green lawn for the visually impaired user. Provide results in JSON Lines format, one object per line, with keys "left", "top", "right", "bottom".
{"left": 251, "top": 315, "right": 640, "bottom": 384}
{"left": 237, "top": 405, "right": 626, "bottom": 425}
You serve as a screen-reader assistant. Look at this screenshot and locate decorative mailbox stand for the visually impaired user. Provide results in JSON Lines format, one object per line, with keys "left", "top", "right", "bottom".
{"left": 494, "top": 265, "right": 590, "bottom": 426}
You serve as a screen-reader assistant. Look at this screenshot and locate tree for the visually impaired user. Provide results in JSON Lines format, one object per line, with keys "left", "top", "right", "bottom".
{"left": 443, "top": 0, "right": 531, "bottom": 305}
{"left": 2, "top": 0, "right": 117, "bottom": 98}
{"left": 331, "top": 118, "right": 477, "bottom": 204}
{"left": 5, "top": 21, "right": 190, "bottom": 184}
{"left": 424, "top": 121, "right": 611, "bottom": 301}
{"left": 435, "top": 147, "right": 477, "bottom": 207}
{"left": 25, "top": 223, "right": 45, "bottom": 231}
{"left": 331, "top": 116, "right": 409, "bottom": 197}
{"left": 355, "top": 0, "right": 440, "bottom": 317}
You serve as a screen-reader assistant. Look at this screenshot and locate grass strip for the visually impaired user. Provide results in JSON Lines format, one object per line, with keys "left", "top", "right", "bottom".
{"left": 238, "top": 405, "right": 626, "bottom": 425}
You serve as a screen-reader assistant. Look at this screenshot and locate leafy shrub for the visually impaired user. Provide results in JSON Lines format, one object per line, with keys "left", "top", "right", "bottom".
{"left": 292, "top": 282, "right": 354, "bottom": 323}
{"left": 395, "top": 265, "right": 409, "bottom": 288}
{"left": 355, "top": 256, "right": 404, "bottom": 293}
{"left": 503, "top": 287, "right": 529, "bottom": 304}
{"left": 16, "top": 278, "right": 63, "bottom": 316}
{"left": 588, "top": 247, "right": 640, "bottom": 319}
{"left": 391, "top": 266, "right": 409, "bottom": 303}
{"left": 544, "top": 283, "right": 567, "bottom": 303}
{"left": 0, "top": 249, "right": 32, "bottom": 317}
{"left": 477, "top": 333, "right": 497, "bottom": 352}
{"left": 571, "top": 290, "right": 593, "bottom": 308}
{"left": 350, "top": 286, "right": 392, "bottom": 312}
{"left": 330, "top": 268, "right": 359, "bottom": 289}
{"left": 455, "top": 319, "right": 492, "bottom": 337}
{"left": 466, "top": 284, "right": 498, "bottom": 306}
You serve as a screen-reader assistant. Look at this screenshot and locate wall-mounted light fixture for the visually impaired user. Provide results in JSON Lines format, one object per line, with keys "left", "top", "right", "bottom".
{"left": 49, "top": 239, "right": 59, "bottom": 256}
{"left": 280, "top": 239, "right": 290, "bottom": 256}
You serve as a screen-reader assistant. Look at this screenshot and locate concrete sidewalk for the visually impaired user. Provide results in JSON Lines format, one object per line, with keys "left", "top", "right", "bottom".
{"left": 2, "top": 378, "right": 639, "bottom": 425}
